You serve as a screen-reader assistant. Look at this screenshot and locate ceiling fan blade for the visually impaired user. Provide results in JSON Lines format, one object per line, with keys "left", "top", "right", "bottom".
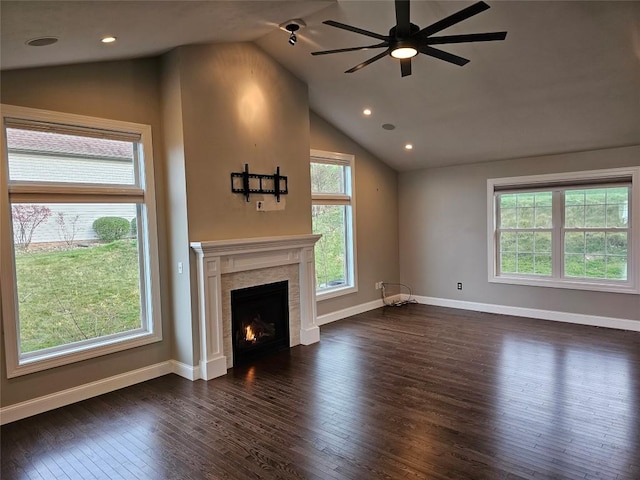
{"left": 419, "top": 1, "right": 490, "bottom": 38}
{"left": 345, "top": 50, "right": 390, "bottom": 73}
{"left": 400, "top": 58, "right": 412, "bottom": 77}
{"left": 312, "top": 43, "right": 389, "bottom": 56}
{"left": 395, "top": 0, "right": 411, "bottom": 37}
{"left": 323, "top": 20, "right": 388, "bottom": 41}
{"left": 426, "top": 32, "right": 507, "bottom": 45}
{"left": 419, "top": 46, "right": 470, "bottom": 66}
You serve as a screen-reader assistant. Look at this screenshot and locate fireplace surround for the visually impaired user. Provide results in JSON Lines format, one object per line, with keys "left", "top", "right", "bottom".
{"left": 191, "top": 234, "right": 321, "bottom": 380}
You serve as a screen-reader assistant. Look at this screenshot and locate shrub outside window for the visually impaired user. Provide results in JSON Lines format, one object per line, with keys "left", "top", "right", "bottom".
{"left": 488, "top": 167, "right": 639, "bottom": 294}
{"left": 310, "top": 150, "right": 357, "bottom": 299}
{"left": 1, "top": 105, "right": 162, "bottom": 377}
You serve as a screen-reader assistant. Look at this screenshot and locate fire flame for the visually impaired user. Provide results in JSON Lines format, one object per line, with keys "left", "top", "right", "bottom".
{"left": 245, "top": 325, "right": 256, "bottom": 342}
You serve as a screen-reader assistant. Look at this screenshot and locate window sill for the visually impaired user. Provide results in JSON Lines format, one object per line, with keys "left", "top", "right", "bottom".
{"left": 317, "top": 284, "right": 358, "bottom": 301}
{"left": 489, "top": 274, "right": 639, "bottom": 295}
{"left": 8, "top": 329, "right": 162, "bottom": 378}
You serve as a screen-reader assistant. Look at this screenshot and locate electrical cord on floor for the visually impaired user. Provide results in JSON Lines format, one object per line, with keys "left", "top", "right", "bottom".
{"left": 381, "top": 282, "right": 418, "bottom": 307}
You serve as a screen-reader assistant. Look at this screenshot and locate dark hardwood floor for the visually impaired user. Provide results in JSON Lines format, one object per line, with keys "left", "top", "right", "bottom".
{"left": 2, "top": 304, "right": 639, "bottom": 479}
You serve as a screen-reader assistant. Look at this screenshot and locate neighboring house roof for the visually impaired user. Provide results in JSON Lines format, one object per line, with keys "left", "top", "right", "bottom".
{"left": 6, "top": 128, "right": 133, "bottom": 160}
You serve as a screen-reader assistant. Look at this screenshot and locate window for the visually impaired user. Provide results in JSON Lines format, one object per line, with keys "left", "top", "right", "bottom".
{"left": 310, "top": 149, "right": 357, "bottom": 299}
{"left": 488, "top": 167, "right": 640, "bottom": 294}
{"left": 1, "top": 105, "right": 162, "bottom": 377}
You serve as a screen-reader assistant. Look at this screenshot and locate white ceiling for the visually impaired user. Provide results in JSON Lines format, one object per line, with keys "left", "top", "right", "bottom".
{"left": 2, "top": 1, "right": 639, "bottom": 171}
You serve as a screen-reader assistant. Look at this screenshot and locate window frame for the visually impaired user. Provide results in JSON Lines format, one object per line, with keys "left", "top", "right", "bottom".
{"left": 310, "top": 149, "right": 358, "bottom": 300}
{"left": 487, "top": 167, "right": 640, "bottom": 295}
{"left": 1, "top": 104, "right": 163, "bottom": 378}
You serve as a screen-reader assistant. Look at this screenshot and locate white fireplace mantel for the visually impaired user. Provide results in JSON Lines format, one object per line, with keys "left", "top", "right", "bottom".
{"left": 190, "top": 234, "right": 321, "bottom": 380}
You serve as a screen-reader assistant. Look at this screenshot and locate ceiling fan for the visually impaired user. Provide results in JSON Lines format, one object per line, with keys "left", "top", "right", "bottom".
{"left": 311, "top": 0, "right": 507, "bottom": 77}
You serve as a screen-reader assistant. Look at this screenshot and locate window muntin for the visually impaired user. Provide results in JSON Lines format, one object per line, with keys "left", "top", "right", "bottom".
{"left": 310, "top": 150, "right": 357, "bottom": 299}
{"left": 563, "top": 187, "right": 629, "bottom": 281}
{"left": 1, "top": 105, "right": 162, "bottom": 377}
{"left": 489, "top": 168, "right": 639, "bottom": 294}
{"left": 498, "top": 192, "right": 553, "bottom": 276}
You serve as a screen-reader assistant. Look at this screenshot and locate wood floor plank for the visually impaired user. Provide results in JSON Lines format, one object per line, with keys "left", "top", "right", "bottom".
{"left": 2, "top": 304, "right": 639, "bottom": 479}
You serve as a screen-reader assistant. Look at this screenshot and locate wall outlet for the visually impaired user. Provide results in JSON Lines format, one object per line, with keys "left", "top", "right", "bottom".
{"left": 256, "top": 201, "right": 264, "bottom": 211}
{"left": 375, "top": 281, "right": 383, "bottom": 290}
{"left": 457, "top": 282, "right": 463, "bottom": 290}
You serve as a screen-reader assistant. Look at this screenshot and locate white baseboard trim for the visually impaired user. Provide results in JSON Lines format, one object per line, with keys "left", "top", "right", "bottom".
{"left": 300, "top": 326, "right": 320, "bottom": 345}
{"left": 414, "top": 295, "right": 640, "bottom": 332}
{"left": 0, "top": 361, "right": 173, "bottom": 425}
{"left": 317, "top": 298, "right": 385, "bottom": 326}
{"left": 171, "top": 360, "right": 201, "bottom": 381}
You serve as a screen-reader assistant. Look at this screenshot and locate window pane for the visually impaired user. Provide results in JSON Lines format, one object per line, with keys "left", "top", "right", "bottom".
{"left": 585, "top": 205, "right": 606, "bottom": 228}
{"left": 565, "top": 206, "right": 584, "bottom": 228}
{"left": 500, "top": 252, "right": 517, "bottom": 273}
{"left": 606, "top": 232, "right": 627, "bottom": 256}
{"left": 517, "top": 253, "right": 534, "bottom": 274}
{"left": 585, "top": 256, "right": 606, "bottom": 278}
{"left": 312, "top": 204, "right": 348, "bottom": 289}
{"left": 565, "top": 232, "right": 584, "bottom": 254}
{"left": 565, "top": 254, "right": 585, "bottom": 277}
{"left": 535, "top": 192, "right": 552, "bottom": 207}
{"left": 606, "top": 205, "right": 628, "bottom": 228}
{"left": 534, "top": 206, "right": 552, "bottom": 228}
{"left": 6, "top": 128, "right": 136, "bottom": 185}
{"left": 517, "top": 207, "right": 534, "bottom": 228}
{"left": 500, "top": 208, "right": 517, "bottom": 228}
{"left": 534, "top": 232, "right": 551, "bottom": 253}
{"left": 499, "top": 192, "right": 552, "bottom": 229}
{"left": 517, "top": 232, "right": 533, "bottom": 252}
{"left": 585, "top": 232, "right": 605, "bottom": 255}
{"left": 500, "top": 232, "right": 517, "bottom": 252}
{"left": 500, "top": 194, "right": 517, "bottom": 208}
{"left": 566, "top": 187, "right": 629, "bottom": 229}
{"left": 606, "top": 257, "right": 627, "bottom": 280}
{"left": 585, "top": 189, "right": 607, "bottom": 205}
{"left": 310, "top": 163, "right": 345, "bottom": 194}
{"left": 517, "top": 193, "right": 535, "bottom": 208}
{"left": 534, "top": 254, "right": 552, "bottom": 275}
{"left": 11, "top": 203, "right": 142, "bottom": 354}
{"left": 605, "top": 187, "right": 629, "bottom": 227}
{"left": 565, "top": 190, "right": 585, "bottom": 206}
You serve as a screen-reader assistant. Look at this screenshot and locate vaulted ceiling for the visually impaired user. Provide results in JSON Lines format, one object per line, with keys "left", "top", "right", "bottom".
{"left": 2, "top": 1, "right": 639, "bottom": 171}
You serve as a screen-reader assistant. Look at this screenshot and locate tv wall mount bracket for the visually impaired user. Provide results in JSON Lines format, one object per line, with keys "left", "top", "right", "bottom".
{"left": 231, "top": 164, "right": 288, "bottom": 202}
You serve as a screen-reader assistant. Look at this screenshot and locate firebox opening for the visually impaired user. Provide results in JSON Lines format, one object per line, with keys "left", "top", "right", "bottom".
{"left": 231, "top": 280, "right": 289, "bottom": 366}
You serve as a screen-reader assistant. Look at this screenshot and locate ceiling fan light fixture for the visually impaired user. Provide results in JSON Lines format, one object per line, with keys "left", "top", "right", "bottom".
{"left": 391, "top": 46, "right": 418, "bottom": 59}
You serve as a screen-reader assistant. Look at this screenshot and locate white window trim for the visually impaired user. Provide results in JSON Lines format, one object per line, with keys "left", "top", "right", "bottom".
{"left": 1, "top": 104, "right": 163, "bottom": 377}
{"left": 310, "top": 149, "right": 358, "bottom": 301}
{"left": 487, "top": 166, "right": 640, "bottom": 295}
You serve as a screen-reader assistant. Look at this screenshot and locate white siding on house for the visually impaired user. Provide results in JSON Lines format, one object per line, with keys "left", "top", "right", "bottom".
{"left": 8, "top": 151, "right": 137, "bottom": 244}
{"left": 8, "top": 152, "right": 135, "bottom": 185}
{"left": 11, "top": 203, "right": 137, "bottom": 244}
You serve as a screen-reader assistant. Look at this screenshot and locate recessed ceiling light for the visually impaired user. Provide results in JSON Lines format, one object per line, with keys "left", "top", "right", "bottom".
{"left": 101, "top": 36, "right": 117, "bottom": 44}
{"left": 382, "top": 123, "right": 395, "bottom": 130}
{"left": 363, "top": 108, "right": 372, "bottom": 116}
{"left": 404, "top": 143, "right": 413, "bottom": 150}
{"left": 26, "top": 37, "right": 58, "bottom": 47}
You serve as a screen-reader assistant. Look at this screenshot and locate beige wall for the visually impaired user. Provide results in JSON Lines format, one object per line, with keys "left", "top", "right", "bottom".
{"left": 399, "top": 145, "right": 640, "bottom": 322}
{"left": 161, "top": 43, "right": 313, "bottom": 366}
{"left": 310, "top": 112, "right": 400, "bottom": 316}
{"left": 179, "top": 43, "right": 312, "bottom": 241}
{"left": 160, "top": 49, "right": 198, "bottom": 366}
{"left": 0, "top": 58, "right": 173, "bottom": 406}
